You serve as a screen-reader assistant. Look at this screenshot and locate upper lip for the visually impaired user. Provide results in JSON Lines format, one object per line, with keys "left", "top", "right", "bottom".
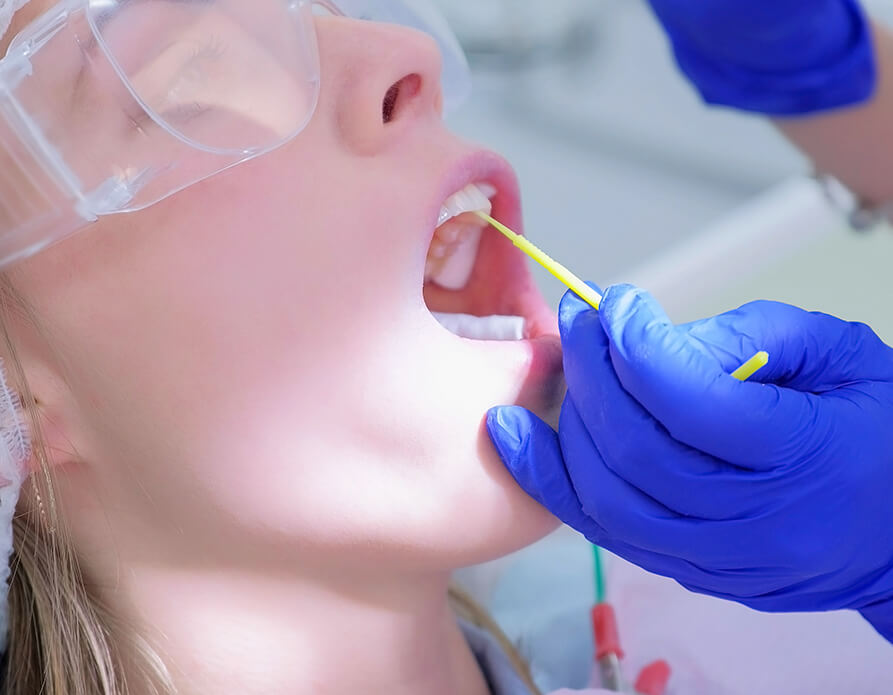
{"left": 426, "top": 149, "right": 523, "bottom": 248}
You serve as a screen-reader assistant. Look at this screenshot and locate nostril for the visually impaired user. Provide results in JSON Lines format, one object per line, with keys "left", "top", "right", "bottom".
{"left": 382, "top": 74, "right": 422, "bottom": 124}
{"left": 382, "top": 83, "right": 400, "bottom": 124}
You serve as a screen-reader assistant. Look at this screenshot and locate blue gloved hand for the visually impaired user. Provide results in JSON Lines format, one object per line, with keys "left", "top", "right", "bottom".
{"left": 487, "top": 284, "right": 893, "bottom": 641}
{"left": 645, "top": 0, "right": 876, "bottom": 113}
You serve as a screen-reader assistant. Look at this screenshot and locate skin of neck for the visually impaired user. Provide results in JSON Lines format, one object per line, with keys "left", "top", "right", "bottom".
{"left": 102, "top": 561, "right": 491, "bottom": 695}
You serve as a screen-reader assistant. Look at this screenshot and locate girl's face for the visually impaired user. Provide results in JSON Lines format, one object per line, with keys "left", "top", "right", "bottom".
{"left": 9, "top": 14, "right": 563, "bottom": 576}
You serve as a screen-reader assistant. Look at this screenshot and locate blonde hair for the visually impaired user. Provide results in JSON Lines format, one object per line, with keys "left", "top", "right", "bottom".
{"left": 0, "top": 7, "right": 173, "bottom": 688}
{"left": 450, "top": 586, "right": 543, "bottom": 695}
{"left": 0, "top": 279, "right": 543, "bottom": 695}
{"left": 0, "top": 278, "right": 173, "bottom": 695}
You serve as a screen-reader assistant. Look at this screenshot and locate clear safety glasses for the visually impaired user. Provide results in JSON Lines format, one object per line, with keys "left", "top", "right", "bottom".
{"left": 0, "top": 0, "right": 471, "bottom": 268}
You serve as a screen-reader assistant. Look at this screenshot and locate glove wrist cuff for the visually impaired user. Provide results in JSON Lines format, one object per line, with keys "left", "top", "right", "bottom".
{"left": 860, "top": 597, "right": 893, "bottom": 644}
{"left": 669, "top": 1, "right": 876, "bottom": 115}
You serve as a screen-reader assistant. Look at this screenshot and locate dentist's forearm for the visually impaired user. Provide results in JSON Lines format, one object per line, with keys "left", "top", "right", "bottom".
{"left": 775, "top": 22, "right": 893, "bottom": 206}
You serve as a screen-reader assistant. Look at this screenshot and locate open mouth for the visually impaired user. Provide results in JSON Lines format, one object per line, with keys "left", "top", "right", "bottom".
{"left": 422, "top": 179, "right": 556, "bottom": 343}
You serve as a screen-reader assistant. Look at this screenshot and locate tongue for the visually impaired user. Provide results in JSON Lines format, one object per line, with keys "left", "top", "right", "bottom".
{"left": 432, "top": 313, "right": 526, "bottom": 341}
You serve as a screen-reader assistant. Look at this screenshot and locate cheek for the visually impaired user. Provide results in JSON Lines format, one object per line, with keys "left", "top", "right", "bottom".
{"left": 15, "top": 145, "right": 555, "bottom": 570}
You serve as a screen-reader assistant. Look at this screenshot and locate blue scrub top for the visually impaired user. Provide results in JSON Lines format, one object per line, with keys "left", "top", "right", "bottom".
{"left": 461, "top": 619, "right": 536, "bottom": 695}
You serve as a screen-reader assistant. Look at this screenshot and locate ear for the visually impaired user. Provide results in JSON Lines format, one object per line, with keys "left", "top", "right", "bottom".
{"left": 0, "top": 279, "right": 86, "bottom": 476}
{"left": 13, "top": 357, "right": 83, "bottom": 475}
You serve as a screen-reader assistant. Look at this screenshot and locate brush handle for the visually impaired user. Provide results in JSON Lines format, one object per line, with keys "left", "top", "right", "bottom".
{"left": 476, "top": 212, "right": 602, "bottom": 310}
{"left": 476, "top": 212, "right": 768, "bottom": 379}
{"left": 510, "top": 235, "right": 603, "bottom": 311}
{"left": 731, "top": 351, "right": 770, "bottom": 381}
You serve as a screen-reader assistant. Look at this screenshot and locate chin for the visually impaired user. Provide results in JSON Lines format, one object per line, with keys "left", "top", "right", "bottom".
{"left": 350, "top": 148, "right": 569, "bottom": 568}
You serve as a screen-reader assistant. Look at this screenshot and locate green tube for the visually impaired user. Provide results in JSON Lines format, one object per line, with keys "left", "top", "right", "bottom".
{"left": 593, "top": 545, "right": 606, "bottom": 605}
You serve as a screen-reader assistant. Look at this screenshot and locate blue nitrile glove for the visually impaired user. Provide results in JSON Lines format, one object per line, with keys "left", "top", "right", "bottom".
{"left": 487, "top": 284, "right": 893, "bottom": 642}
{"left": 646, "top": 0, "right": 876, "bottom": 114}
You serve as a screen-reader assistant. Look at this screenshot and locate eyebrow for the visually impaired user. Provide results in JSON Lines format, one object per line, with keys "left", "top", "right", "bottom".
{"left": 68, "top": 0, "right": 216, "bottom": 109}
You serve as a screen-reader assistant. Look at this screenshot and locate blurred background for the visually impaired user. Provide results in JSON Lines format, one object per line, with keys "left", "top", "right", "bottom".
{"left": 435, "top": 0, "right": 893, "bottom": 341}
{"left": 439, "top": 4, "right": 893, "bottom": 689}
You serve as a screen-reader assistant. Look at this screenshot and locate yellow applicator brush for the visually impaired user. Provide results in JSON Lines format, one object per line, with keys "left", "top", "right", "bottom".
{"left": 475, "top": 212, "right": 769, "bottom": 382}
{"left": 476, "top": 212, "right": 605, "bottom": 312}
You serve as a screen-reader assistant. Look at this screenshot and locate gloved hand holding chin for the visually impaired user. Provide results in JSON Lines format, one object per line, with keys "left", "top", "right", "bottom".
{"left": 487, "top": 284, "right": 893, "bottom": 642}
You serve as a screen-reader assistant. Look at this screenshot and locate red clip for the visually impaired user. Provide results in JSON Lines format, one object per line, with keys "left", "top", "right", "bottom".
{"left": 591, "top": 603, "right": 625, "bottom": 661}
{"left": 635, "top": 659, "right": 671, "bottom": 695}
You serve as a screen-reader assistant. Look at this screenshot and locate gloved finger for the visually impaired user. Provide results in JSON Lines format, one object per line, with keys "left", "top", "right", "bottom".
{"left": 562, "top": 396, "right": 796, "bottom": 572}
{"left": 485, "top": 403, "right": 768, "bottom": 574}
{"left": 485, "top": 406, "right": 608, "bottom": 542}
{"left": 558, "top": 293, "right": 775, "bottom": 519}
{"left": 601, "top": 509, "right": 826, "bottom": 602}
{"left": 681, "top": 300, "right": 893, "bottom": 390}
{"left": 489, "top": 394, "right": 795, "bottom": 571}
{"left": 558, "top": 398, "right": 757, "bottom": 565}
{"left": 596, "top": 534, "right": 796, "bottom": 602}
{"left": 592, "top": 534, "right": 721, "bottom": 592}
{"left": 487, "top": 402, "right": 727, "bottom": 564}
{"left": 595, "top": 284, "right": 827, "bottom": 469}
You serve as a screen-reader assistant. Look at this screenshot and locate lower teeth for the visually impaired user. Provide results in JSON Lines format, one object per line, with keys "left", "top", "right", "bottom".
{"left": 432, "top": 313, "right": 526, "bottom": 341}
{"left": 424, "top": 223, "right": 483, "bottom": 291}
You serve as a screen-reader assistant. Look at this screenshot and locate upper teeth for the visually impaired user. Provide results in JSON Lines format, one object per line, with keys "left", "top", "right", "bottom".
{"left": 425, "top": 183, "right": 495, "bottom": 291}
{"left": 437, "top": 182, "right": 495, "bottom": 227}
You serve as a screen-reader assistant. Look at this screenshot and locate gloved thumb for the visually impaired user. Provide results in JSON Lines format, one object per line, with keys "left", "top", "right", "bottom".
{"left": 486, "top": 406, "right": 597, "bottom": 532}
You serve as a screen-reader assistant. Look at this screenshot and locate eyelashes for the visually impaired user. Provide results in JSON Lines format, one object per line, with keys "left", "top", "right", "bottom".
{"left": 183, "top": 35, "right": 228, "bottom": 69}
{"left": 161, "top": 101, "right": 212, "bottom": 125}
{"left": 150, "top": 36, "right": 229, "bottom": 126}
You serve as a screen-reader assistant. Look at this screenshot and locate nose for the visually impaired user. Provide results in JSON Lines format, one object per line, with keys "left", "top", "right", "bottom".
{"left": 315, "top": 17, "right": 446, "bottom": 155}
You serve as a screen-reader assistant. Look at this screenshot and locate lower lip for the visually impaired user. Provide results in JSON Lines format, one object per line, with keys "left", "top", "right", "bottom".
{"left": 515, "top": 333, "right": 565, "bottom": 421}
{"left": 527, "top": 331, "right": 563, "bottom": 376}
